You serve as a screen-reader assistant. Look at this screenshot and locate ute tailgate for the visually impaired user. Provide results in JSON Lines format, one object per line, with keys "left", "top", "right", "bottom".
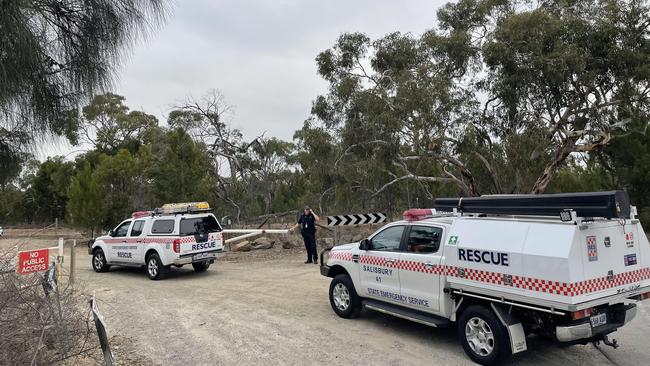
{"left": 178, "top": 233, "right": 222, "bottom": 255}
{"left": 579, "top": 221, "right": 646, "bottom": 301}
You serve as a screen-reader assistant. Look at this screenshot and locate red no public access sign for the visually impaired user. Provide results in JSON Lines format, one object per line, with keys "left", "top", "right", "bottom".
{"left": 17, "top": 248, "right": 50, "bottom": 274}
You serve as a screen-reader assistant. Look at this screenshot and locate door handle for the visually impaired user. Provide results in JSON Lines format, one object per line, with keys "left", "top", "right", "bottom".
{"left": 384, "top": 258, "right": 395, "bottom": 263}
{"left": 424, "top": 262, "right": 434, "bottom": 268}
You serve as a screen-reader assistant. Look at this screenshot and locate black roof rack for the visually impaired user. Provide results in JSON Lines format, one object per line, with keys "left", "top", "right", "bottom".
{"left": 434, "top": 191, "right": 631, "bottom": 219}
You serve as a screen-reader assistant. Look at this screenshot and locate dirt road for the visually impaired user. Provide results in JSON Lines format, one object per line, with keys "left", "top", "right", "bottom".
{"left": 65, "top": 246, "right": 649, "bottom": 366}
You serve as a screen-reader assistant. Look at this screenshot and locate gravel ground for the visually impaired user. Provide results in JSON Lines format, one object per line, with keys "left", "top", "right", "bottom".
{"left": 77, "top": 247, "right": 650, "bottom": 366}
{"left": 3, "top": 235, "right": 650, "bottom": 366}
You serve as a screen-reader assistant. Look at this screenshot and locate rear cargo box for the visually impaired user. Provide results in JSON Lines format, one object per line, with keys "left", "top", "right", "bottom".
{"left": 443, "top": 217, "right": 650, "bottom": 310}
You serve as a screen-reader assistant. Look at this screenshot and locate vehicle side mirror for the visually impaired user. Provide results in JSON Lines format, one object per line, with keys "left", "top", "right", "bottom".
{"left": 109, "top": 229, "right": 115, "bottom": 237}
{"left": 359, "top": 238, "right": 371, "bottom": 251}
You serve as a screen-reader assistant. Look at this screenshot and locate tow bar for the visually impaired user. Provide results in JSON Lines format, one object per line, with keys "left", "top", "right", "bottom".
{"left": 594, "top": 335, "right": 619, "bottom": 349}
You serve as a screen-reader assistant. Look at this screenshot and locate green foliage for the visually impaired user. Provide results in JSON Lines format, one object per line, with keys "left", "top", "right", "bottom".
{"left": 67, "top": 163, "right": 105, "bottom": 236}
{"left": 76, "top": 93, "right": 160, "bottom": 153}
{"left": 27, "top": 157, "right": 74, "bottom": 222}
{"left": 305, "top": 0, "right": 650, "bottom": 205}
{"left": 0, "top": 187, "right": 29, "bottom": 225}
{"left": 3, "top": 1, "right": 650, "bottom": 227}
{"left": 599, "top": 123, "right": 650, "bottom": 225}
{"left": 0, "top": 0, "right": 168, "bottom": 169}
{"left": 93, "top": 148, "right": 150, "bottom": 228}
{"left": 147, "top": 128, "right": 213, "bottom": 204}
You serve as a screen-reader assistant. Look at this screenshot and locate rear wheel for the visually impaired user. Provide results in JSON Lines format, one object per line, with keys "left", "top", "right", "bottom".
{"left": 458, "top": 305, "right": 510, "bottom": 365}
{"left": 192, "top": 262, "right": 210, "bottom": 272}
{"left": 329, "top": 274, "right": 361, "bottom": 318}
{"left": 92, "top": 249, "right": 110, "bottom": 272}
{"left": 146, "top": 253, "right": 167, "bottom": 280}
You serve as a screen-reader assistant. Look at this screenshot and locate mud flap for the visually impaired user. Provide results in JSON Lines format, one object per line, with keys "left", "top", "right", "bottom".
{"left": 491, "top": 303, "right": 527, "bottom": 354}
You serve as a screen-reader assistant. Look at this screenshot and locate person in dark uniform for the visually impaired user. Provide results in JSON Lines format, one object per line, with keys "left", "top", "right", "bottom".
{"left": 291, "top": 206, "right": 320, "bottom": 264}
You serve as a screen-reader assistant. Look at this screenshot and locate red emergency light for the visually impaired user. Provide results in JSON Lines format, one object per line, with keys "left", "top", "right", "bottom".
{"left": 403, "top": 208, "right": 435, "bottom": 221}
{"left": 132, "top": 211, "right": 152, "bottom": 219}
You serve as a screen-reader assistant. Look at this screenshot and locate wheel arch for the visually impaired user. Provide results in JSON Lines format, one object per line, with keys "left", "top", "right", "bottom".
{"left": 455, "top": 295, "right": 489, "bottom": 319}
{"left": 91, "top": 242, "right": 107, "bottom": 255}
{"left": 144, "top": 248, "right": 161, "bottom": 263}
{"left": 327, "top": 264, "right": 350, "bottom": 278}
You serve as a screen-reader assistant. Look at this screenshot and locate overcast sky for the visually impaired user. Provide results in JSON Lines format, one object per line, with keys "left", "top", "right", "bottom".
{"left": 49, "top": 0, "right": 445, "bottom": 158}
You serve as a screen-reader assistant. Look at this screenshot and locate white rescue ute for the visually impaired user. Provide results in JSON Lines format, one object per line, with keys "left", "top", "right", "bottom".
{"left": 320, "top": 191, "right": 650, "bottom": 365}
{"left": 89, "top": 202, "right": 225, "bottom": 280}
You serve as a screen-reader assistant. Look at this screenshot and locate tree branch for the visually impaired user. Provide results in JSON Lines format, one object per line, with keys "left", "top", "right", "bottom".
{"left": 371, "top": 174, "right": 454, "bottom": 197}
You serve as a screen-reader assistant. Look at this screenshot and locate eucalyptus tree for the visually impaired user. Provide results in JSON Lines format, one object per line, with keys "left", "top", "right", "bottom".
{"left": 0, "top": 0, "right": 169, "bottom": 169}
{"left": 309, "top": 0, "right": 650, "bottom": 198}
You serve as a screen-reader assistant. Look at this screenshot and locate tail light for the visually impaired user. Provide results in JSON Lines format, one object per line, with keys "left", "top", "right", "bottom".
{"left": 571, "top": 308, "right": 593, "bottom": 320}
{"left": 640, "top": 291, "right": 650, "bottom": 301}
{"left": 220, "top": 232, "right": 224, "bottom": 243}
{"left": 173, "top": 239, "right": 181, "bottom": 253}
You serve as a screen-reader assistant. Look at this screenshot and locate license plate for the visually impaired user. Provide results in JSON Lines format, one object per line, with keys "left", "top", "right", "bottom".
{"left": 193, "top": 252, "right": 212, "bottom": 261}
{"left": 590, "top": 313, "right": 607, "bottom": 328}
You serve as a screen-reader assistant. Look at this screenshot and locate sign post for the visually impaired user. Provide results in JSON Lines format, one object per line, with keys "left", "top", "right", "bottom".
{"left": 17, "top": 248, "right": 50, "bottom": 275}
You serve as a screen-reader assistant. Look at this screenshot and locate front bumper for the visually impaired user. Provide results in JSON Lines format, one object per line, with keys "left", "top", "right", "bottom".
{"left": 556, "top": 304, "right": 637, "bottom": 343}
{"left": 173, "top": 249, "right": 225, "bottom": 266}
{"left": 320, "top": 265, "right": 331, "bottom": 277}
{"left": 319, "top": 247, "right": 333, "bottom": 277}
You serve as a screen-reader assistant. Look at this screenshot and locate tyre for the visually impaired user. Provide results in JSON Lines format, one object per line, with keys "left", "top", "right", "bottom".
{"left": 91, "top": 249, "right": 110, "bottom": 272}
{"left": 458, "top": 305, "right": 511, "bottom": 365}
{"left": 146, "top": 253, "right": 167, "bottom": 280}
{"left": 329, "top": 274, "right": 361, "bottom": 318}
{"left": 192, "top": 262, "right": 210, "bottom": 272}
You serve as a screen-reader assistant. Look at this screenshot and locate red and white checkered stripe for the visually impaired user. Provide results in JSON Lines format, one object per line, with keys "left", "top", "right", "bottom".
{"left": 104, "top": 237, "right": 197, "bottom": 244}
{"left": 394, "top": 259, "right": 438, "bottom": 274}
{"left": 143, "top": 237, "right": 175, "bottom": 244}
{"left": 330, "top": 251, "right": 353, "bottom": 261}
{"left": 360, "top": 255, "right": 395, "bottom": 267}
{"left": 328, "top": 254, "right": 650, "bottom": 297}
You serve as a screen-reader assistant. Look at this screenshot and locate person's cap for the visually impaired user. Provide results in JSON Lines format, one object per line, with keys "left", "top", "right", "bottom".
{"left": 304, "top": 205, "right": 310, "bottom": 210}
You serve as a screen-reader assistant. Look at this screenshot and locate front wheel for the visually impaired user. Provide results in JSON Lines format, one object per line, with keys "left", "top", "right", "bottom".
{"left": 146, "top": 253, "right": 167, "bottom": 280}
{"left": 458, "top": 305, "right": 511, "bottom": 365}
{"left": 92, "top": 249, "right": 110, "bottom": 272}
{"left": 192, "top": 262, "right": 210, "bottom": 272}
{"left": 329, "top": 274, "right": 361, "bottom": 318}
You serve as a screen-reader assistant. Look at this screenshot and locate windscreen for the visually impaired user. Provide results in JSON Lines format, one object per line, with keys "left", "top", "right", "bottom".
{"left": 180, "top": 216, "right": 222, "bottom": 236}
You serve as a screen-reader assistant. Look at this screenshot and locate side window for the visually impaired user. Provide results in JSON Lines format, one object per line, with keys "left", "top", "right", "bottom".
{"left": 370, "top": 226, "right": 404, "bottom": 252}
{"left": 130, "top": 220, "right": 145, "bottom": 237}
{"left": 407, "top": 226, "right": 443, "bottom": 254}
{"left": 113, "top": 221, "right": 132, "bottom": 238}
{"left": 151, "top": 219, "right": 175, "bottom": 234}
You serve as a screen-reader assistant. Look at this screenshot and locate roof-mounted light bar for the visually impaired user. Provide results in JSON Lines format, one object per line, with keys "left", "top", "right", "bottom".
{"left": 155, "top": 202, "right": 211, "bottom": 215}
{"left": 403, "top": 208, "right": 455, "bottom": 221}
{"left": 132, "top": 211, "right": 152, "bottom": 219}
